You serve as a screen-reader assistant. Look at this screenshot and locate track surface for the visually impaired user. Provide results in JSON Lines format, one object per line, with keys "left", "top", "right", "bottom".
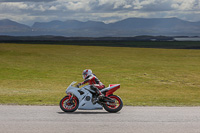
{"left": 0, "top": 105, "right": 200, "bottom": 133}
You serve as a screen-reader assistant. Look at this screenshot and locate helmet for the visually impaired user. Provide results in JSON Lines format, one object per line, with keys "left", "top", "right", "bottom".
{"left": 82, "top": 69, "right": 92, "bottom": 79}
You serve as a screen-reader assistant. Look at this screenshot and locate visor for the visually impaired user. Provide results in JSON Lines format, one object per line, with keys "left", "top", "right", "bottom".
{"left": 82, "top": 71, "right": 87, "bottom": 75}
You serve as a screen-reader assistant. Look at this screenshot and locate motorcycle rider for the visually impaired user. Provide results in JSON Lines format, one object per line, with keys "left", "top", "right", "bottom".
{"left": 77, "top": 69, "right": 105, "bottom": 103}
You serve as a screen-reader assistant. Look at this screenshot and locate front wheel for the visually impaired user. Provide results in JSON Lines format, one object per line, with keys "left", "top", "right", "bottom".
{"left": 60, "top": 96, "right": 79, "bottom": 112}
{"left": 103, "top": 95, "right": 123, "bottom": 113}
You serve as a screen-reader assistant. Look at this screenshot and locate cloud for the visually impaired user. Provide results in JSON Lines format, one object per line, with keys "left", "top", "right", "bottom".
{"left": 0, "top": 0, "right": 200, "bottom": 25}
{"left": 171, "top": 0, "right": 200, "bottom": 10}
{"left": 0, "top": 0, "right": 199, "bottom": 11}
{"left": 0, "top": 0, "right": 55, "bottom": 2}
{"left": 64, "top": 0, "right": 92, "bottom": 11}
{"left": 0, "top": 2, "right": 29, "bottom": 12}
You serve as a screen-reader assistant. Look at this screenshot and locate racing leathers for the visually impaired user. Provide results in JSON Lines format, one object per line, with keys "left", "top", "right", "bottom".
{"left": 78, "top": 74, "right": 105, "bottom": 99}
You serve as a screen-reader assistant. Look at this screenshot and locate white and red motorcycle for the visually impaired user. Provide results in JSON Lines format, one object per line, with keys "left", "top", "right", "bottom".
{"left": 60, "top": 81, "right": 123, "bottom": 113}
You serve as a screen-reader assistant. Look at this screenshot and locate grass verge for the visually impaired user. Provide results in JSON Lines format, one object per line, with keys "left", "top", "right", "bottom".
{"left": 0, "top": 43, "right": 200, "bottom": 106}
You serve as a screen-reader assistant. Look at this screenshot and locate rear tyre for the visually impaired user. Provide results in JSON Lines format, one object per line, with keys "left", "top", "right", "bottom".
{"left": 60, "top": 96, "right": 79, "bottom": 112}
{"left": 103, "top": 95, "right": 123, "bottom": 113}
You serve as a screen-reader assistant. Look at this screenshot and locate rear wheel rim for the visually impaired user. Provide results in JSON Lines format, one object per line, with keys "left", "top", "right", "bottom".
{"left": 106, "top": 96, "right": 121, "bottom": 109}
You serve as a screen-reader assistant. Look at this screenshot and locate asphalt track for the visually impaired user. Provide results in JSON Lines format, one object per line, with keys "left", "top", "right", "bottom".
{"left": 0, "top": 105, "right": 200, "bottom": 133}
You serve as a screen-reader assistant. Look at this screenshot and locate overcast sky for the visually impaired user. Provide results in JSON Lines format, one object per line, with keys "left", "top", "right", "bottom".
{"left": 0, "top": 0, "right": 200, "bottom": 25}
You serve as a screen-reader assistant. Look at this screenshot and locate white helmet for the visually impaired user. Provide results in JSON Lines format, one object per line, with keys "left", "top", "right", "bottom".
{"left": 82, "top": 69, "right": 92, "bottom": 79}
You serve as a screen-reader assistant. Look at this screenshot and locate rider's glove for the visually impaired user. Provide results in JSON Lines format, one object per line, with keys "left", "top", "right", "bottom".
{"left": 76, "top": 83, "right": 82, "bottom": 88}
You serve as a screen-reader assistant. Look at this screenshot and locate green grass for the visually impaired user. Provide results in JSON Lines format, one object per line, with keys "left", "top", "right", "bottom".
{"left": 0, "top": 43, "right": 200, "bottom": 106}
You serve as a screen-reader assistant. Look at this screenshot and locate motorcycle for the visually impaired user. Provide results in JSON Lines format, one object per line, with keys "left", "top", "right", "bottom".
{"left": 60, "top": 81, "right": 123, "bottom": 113}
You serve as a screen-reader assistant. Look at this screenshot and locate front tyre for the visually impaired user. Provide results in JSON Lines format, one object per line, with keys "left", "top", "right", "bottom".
{"left": 60, "top": 96, "right": 79, "bottom": 112}
{"left": 103, "top": 95, "right": 123, "bottom": 113}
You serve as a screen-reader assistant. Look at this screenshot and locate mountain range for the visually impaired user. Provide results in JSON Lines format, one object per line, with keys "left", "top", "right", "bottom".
{"left": 0, "top": 18, "right": 200, "bottom": 37}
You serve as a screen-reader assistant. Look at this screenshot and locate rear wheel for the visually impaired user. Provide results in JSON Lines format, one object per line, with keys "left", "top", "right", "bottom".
{"left": 103, "top": 95, "right": 123, "bottom": 113}
{"left": 60, "top": 96, "right": 79, "bottom": 112}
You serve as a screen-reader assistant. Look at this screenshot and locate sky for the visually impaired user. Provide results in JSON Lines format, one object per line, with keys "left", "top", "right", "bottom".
{"left": 0, "top": 0, "right": 200, "bottom": 25}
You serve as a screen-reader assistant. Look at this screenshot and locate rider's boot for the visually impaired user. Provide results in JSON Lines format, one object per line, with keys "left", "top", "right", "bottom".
{"left": 91, "top": 85, "right": 105, "bottom": 104}
{"left": 93, "top": 90, "right": 104, "bottom": 104}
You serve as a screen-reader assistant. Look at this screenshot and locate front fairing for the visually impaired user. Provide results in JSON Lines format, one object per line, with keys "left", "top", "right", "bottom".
{"left": 65, "top": 82, "right": 90, "bottom": 94}
{"left": 64, "top": 82, "right": 103, "bottom": 110}
{"left": 65, "top": 81, "right": 77, "bottom": 93}
{"left": 65, "top": 83, "right": 91, "bottom": 101}
{"left": 66, "top": 86, "right": 78, "bottom": 93}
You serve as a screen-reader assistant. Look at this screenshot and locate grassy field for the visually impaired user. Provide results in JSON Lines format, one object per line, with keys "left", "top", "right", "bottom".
{"left": 0, "top": 42, "right": 200, "bottom": 106}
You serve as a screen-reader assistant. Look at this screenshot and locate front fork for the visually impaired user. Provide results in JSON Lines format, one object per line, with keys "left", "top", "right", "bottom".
{"left": 67, "top": 93, "right": 74, "bottom": 104}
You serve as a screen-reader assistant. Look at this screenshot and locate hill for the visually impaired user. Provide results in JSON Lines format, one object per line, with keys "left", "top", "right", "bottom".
{"left": 0, "top": 18, "right": 200, "bottom": 36}
{"left": 0, "top": 19, "right": 31, "bottom": 36}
